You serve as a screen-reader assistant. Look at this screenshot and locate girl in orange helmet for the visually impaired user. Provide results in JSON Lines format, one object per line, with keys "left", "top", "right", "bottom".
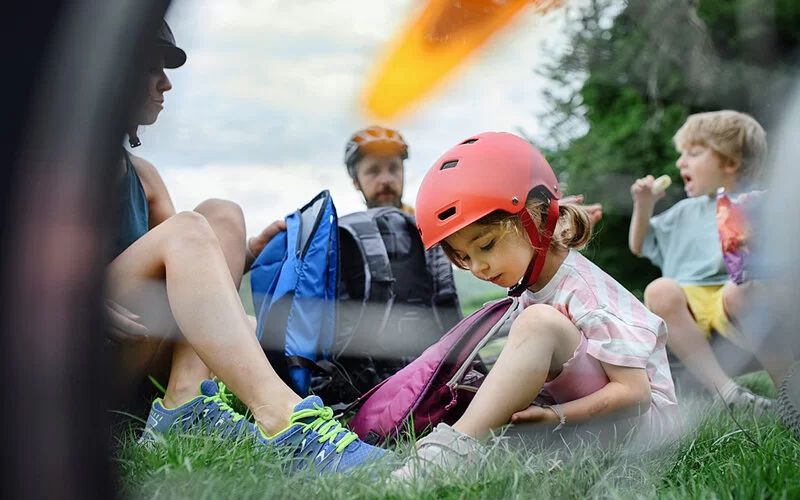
{"left": 393, "top": 132, "right": 681, "bottom": 478}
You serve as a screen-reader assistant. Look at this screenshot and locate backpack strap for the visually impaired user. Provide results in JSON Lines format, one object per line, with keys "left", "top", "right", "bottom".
{"left": 337, "top": 211, "right": 396, "bottom": 349}
{"left": 358, "top": 207, "right": 462, "bottom": 331}
{"left": 426, "top": 244, "right": 459, "bottom": 303}
{"left": 338, "top": 211, "right": 395, "bottom": 303}
{"left": 423, "top": 228, "right": 463, "bottom": 330}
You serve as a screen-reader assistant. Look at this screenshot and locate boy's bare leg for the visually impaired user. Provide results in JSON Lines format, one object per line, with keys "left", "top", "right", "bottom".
{"left": 645, "top": 278, "right": 732, "bottom": 393}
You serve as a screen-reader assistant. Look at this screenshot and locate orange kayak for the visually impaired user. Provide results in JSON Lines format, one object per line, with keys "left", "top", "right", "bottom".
{"left": 362, "top": 0, "right": 563, "bottom": 120}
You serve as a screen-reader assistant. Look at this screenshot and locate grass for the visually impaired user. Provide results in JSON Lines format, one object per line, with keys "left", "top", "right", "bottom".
{"left": 115, "top": 371, "right": 800, "bottom": 499}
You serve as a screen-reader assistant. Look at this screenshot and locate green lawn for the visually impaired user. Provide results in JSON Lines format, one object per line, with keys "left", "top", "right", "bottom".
{"left": 115, "top": 372, "right": 799, "bottom": 499}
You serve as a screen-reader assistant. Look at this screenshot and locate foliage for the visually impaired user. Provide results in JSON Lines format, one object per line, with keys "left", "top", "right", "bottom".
{"left": 534, "top": 0, "right": 800, "bottom": 293}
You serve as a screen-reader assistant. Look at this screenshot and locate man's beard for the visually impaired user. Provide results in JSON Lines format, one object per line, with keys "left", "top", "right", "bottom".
{"left": 366, "top": 192, "right": 402, "bottom": 209}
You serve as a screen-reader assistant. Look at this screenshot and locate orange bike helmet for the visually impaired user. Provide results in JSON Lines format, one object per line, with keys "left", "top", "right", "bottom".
{"left": 415, "top": 132, "right": 562, "bottom": 296}
{"left": 344, "top": 125, "right": 409, "bottom": 178}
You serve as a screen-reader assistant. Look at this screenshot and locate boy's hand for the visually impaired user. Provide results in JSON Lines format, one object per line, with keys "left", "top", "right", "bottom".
{"left": 631, "top": 175, "right": 665, "bottom": 207}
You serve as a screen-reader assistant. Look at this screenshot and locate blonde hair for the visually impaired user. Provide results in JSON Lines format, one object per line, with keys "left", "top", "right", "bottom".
{"left": 441, "top": 195, "right": 592, "bottom": 270}
{"left": 673, "top": 110, "right": 767, "bottom": 183}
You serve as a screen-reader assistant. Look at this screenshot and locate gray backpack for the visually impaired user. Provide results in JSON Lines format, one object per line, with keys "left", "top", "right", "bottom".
{"left": 312, "top": 206, "right": 463, "bottom": 406}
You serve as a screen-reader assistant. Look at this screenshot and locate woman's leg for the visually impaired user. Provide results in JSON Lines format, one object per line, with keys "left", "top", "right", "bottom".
{"left": 160, "top": 199, "right": 247, "bottom": 409}
{"left": 194, "top": 198, "right": 247, "bottom": 289}
{"left": 452, "top": 304, "right": 581, "bottom": 439}
{"left": 107, "top": 209, "right": 300, "bottom": 434}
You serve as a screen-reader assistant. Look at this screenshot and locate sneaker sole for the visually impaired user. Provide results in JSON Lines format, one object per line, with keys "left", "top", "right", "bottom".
{"left": 777, "top": 361, "right": 800, "bottom": 438}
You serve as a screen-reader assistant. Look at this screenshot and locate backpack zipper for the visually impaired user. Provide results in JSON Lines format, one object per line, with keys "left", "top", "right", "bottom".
{"left": 445, "top": 298, "right": 518, "bottom": 392}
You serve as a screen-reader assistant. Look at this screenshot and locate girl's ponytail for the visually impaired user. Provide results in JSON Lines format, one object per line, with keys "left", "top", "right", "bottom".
{"left": 554, "top": 202, "right": 592, "bottom": 250}
{"left": 523, "top": 196, "right": 593, "bottom": 251}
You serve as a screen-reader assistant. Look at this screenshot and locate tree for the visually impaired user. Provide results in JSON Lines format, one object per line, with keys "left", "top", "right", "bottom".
{"left": 534, "top": 0, "right": 800, "bottom": 295}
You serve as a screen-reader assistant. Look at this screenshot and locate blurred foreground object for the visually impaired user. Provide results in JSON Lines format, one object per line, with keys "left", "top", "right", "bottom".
{"left": 363, "top": 0, "right": 563, "bottom": 120}
{"left": 2, "top": 0, "right": 170, "bottom": 497}
{"left": 779, "top": 362, "right": 800, "bottom": 438}
{"left": 742, "top": 85, "right": 800, "bottom": 436}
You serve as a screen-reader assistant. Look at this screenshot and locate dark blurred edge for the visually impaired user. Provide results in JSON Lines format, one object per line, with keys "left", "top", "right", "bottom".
{"left": 1, "top": 0, "right": 170, "bottom": 498}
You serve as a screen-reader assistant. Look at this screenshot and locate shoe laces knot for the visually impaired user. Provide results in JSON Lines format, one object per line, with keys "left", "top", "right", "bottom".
{"left": 291, "top": 403, "right": 358, "bottom": 453}
{"left": 203, "top": 392, "right": 245, "bottom": 423}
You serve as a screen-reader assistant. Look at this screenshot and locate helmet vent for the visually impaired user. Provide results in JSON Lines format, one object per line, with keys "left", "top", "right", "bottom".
{"left": 461, "top": 138, "right": 478, "bottom": 145}
{"left": 437, "top": 207, "right": 457, "bottom": 221}
{"left": 440, "top": 160, "right": 459, "bottom": 170}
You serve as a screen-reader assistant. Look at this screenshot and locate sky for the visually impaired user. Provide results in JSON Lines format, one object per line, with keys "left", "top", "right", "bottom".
{"left": 137, "top": 0, "right": 586, "bottom": 236}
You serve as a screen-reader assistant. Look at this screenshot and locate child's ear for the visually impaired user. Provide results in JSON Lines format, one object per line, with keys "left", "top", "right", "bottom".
{"left": 722, "top": 156, "right": 740, "bottom": 175}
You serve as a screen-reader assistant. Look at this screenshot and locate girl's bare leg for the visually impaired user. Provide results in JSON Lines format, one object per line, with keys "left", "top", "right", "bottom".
{"left": 452, "top": 304, "right": 581, "bottom": 439}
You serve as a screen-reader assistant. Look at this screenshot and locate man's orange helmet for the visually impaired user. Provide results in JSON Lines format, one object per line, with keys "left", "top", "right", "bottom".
{"left": 344, "top": 125, "right": 409, "bottom": 179}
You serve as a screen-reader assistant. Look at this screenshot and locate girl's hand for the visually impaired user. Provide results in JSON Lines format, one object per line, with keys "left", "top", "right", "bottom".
{"left": 631, "top": 175, "right": 665, "bottom": 208}
{"left": 510, "top": 405, "right": 558, "bottom": 424}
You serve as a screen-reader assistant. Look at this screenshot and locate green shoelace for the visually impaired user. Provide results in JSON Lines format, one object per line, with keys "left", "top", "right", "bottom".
{"left": 291, "top": 403, "right": 358, "bottom": 453}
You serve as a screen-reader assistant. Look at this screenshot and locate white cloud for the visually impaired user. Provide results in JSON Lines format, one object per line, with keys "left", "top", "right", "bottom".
{"left": 209, "top": 53, "right": 368, "bottom": 114}
{"left": 187, "top": 0, "right": 419, "bottom": 45}
{"left": 146, "top": 0, "right": 586, "bottom": 233}
{"left": 161, "top": 163, "right": 366, "bottom": 236}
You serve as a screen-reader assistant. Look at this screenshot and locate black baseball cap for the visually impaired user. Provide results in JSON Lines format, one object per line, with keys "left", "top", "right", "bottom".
{"left": 157, "top": 21, "right": 186, "bottom": 69}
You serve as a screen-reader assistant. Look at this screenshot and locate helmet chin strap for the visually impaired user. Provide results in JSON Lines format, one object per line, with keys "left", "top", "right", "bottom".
{"left": 128, "top": 125, "right": 141, "bottom": 148}
{"left": 509, "top": 198, "right": 559, "bottom": 297}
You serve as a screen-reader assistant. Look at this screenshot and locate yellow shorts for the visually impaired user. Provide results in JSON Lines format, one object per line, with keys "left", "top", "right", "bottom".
{"left": 681, "top": 285, "right": 748, "bottom": 348}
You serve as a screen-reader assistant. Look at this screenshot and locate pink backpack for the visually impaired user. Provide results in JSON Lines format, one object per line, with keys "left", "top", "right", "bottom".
{"left": 346, "top": 297, "right": 519, "bottom": 446}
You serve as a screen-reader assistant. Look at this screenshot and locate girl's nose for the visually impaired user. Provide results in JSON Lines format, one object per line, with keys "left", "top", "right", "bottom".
{"left": 470, "top": 258, "right": 489, "bottom": 277}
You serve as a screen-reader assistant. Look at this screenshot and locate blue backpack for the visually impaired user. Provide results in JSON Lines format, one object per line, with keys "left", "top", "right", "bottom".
{"left": 250, "top": 190, "right": 338, "bottom": 396}
{"left": 250, "top": 190, "right": 462, "bottom": 399}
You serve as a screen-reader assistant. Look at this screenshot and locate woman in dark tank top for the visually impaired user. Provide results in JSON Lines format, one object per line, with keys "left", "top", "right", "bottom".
{"left": 105, "top": 19, "right": 288, "bottom": 422}
{"left": 102, "top": 20, "right": 381, "bottom": 467}
{"left": 113, "top": 151, "right": 149, "bottom": 260}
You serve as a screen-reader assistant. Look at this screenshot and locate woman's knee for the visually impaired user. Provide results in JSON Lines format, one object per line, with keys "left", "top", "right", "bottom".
{"left": 166, "top": 210, "right": 219, "bottom": 251}
{"left": 194, "top": 198, "right": 246, "bottom": 238}
{"left": 644, "top": 278, "right": 686, "bottom": 316}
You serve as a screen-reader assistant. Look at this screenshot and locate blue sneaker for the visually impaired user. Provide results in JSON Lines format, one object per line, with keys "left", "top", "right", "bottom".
{"left": 140, "top": 379, "right": 258, "bottom": 443}
{"left": 259, "top": 396, "right": 389, "bottom": 475}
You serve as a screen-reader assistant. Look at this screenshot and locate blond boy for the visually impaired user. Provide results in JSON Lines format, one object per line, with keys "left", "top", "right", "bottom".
{"left": 629, "top": 110, "right": 772, "bottom": 411}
